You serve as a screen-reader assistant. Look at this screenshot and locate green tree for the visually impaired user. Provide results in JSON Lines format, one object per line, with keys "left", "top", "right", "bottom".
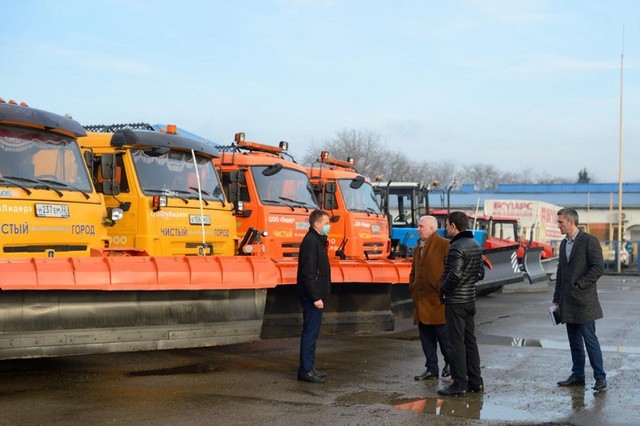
{"left": 577, "top": 168, "right": 591, "bottom": 183}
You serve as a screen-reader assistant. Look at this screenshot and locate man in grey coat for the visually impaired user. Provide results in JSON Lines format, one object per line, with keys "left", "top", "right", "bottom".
{"left": 553, "top": 208, "right": 606, "bottom": 391}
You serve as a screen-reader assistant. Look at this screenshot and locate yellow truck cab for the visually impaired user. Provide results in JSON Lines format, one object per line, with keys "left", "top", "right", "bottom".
{"left": 307, "top": 151, "right": 390, "bottom": 260}
{"left": 81, "top": 124, "right": 237, "bottom": 256}
{"left": 215, "top": 133, "right": 318, "bottom": 258}
{"left": 0, "top": 99, "right": 116, "bottom": 257}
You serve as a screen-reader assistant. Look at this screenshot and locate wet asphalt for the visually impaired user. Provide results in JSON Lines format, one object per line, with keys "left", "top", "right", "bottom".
{"left": 0, "top": 275, "right": 638, "bottom": 426}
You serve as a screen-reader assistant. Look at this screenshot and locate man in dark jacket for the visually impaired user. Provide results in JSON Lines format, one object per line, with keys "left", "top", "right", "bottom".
{"left": 554, "top": 207, "right": 606, "bottom": 391}
{"left": 438, "top": 211, "right": 485, "bottom": 397}
{"left": 297, "top": 209, "right": 331, "bottom": 383}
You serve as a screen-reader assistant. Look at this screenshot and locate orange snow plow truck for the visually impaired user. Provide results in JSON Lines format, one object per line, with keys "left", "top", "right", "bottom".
{"left": 213, "top": 135, "right": 411, "bottom": 337}
{"left": 81, "top": 123, "right": 238, "bottom": 257}
{"left": 0, "top": 102, "right": 279, "bottom": 360}
{"left": 308, "top": 151, "right": 390, "bottom": 260}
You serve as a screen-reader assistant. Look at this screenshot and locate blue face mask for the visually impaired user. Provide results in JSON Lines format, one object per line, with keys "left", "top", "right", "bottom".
{"left": 320, "top": 224, "right": 330, "bottom": 236}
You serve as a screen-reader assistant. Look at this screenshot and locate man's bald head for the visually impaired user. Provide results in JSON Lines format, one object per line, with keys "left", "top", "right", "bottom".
{"left": 417, "top": 215, "right": 438, "bottom": 240}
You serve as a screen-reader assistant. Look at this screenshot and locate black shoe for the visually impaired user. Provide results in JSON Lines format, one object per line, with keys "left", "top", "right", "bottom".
{"left": 414, "top": 370, "right": 438, "bottom": 380}
{"left": 312, "top": 368, "right": 327, "bottom": 379}
{"left": 557, "top": 376, "right": 585, "bottom": 386}
{"left": 467, "top": 383, "right": 484, "bottom": 393}
{"left": 437, "top": 385, "right": 466, "bottom": 397}
{"left": 593, "top": 378, "right": 607, "bottom": 391}
{"left": 298, "top": 371, "right": 325, "bottom": 383}
{"left": 441, "top": 363, "right": 451, "bottom": 378}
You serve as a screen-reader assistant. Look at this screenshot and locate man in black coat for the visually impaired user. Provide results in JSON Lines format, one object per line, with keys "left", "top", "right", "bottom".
{"left": 438, "top": 211, "right": 485, "bottom": 397}
{"left": 554, "top": 207, "right": 607, "bottom": 391}
{"left": 297, "top": 209, "right": 331, "bottom": 383}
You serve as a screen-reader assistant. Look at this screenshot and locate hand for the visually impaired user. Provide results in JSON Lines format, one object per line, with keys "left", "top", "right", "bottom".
{"left": 314, "top": 299, "right": 324, "bottom": 309}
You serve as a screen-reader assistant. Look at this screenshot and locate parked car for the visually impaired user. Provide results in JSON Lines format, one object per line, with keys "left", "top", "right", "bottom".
{"left": 604, "top": 244, "right": 630, "bottom": 268}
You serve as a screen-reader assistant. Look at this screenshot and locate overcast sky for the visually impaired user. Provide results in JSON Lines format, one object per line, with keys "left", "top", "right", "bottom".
{"left": 3, "top": 0, "right": 639, "bottom": 182}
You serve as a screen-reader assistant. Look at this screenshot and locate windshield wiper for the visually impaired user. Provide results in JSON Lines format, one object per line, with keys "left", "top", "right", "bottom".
{"left": 279, "top": 196, "right": 312, "bottom": 212}
{"left": 187, "top": 195, "right": 209, "bottom": 206}
{"left": 211, "top": 185, "right": 226, "bottom": 208}
{"left": 262, "top": 198, "right": 294, "bottom": 211}
{"left": 0, "top": 176, "right": 33, "bottom": 195}
{"left": 188, "top": 186, "right": 211, "bottom": 196}
{"left": 36, "top": 178, "right": 91, "bottom": 200}
{"left": 171, "top": 189, "right": 200, "bottom": 204}
{"left": 145, "top": 188, "right": 189, "bottom": 204}
{"left": 365, "top": 207, "right": 380, "bottom": 217}
{"left": 185, "top": 187, "right": 213, "bottom": 206}
{"left": 27, "top": 179, "right": 64, "bottom": 198}
{"left": 350, "top": 207, "right": 379, "bottom": 216}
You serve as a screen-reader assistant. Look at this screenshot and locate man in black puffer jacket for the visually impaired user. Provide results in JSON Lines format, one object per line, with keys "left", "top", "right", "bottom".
{"left": 438, "top": 211, "right": 485, "bottom": 397}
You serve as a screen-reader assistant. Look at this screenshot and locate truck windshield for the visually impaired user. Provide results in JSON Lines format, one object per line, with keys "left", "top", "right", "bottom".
{"left": 0, "top": 126, "right": 93, "bottom": 192}
{"left": 386, "top": 190, "right": 415, "bottom": 226}
{"left": 338, "top": 180, "right": 382, "bottom": 214}
{"left": 252, "top": 166, "right": 318, "bottom": 208}
{"left": 491, "top": 221, "right": 518, "bottom": 241}
{"left": 132, "top": 149, "right": 224, "bottom": 201}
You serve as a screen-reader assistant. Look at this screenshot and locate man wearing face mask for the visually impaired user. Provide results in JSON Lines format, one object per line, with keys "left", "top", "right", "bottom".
{"left": 297, "top": 209, "right": 332, "bottom": 383}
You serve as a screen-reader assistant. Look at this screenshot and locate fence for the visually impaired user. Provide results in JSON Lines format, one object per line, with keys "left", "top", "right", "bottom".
{"left": 602, "top": 240, "right": 638, "bottom": 275}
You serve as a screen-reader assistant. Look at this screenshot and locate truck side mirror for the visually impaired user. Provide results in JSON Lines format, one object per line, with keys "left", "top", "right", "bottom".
{"left": 229, "top": 184, "right": 238, "bottom": 203}
{"left": 229, "top": 170, "right": 246, "bottom": 184}
{"left": 101, "top": 153, "right": 115, "bottom": 180}
{"left": 262, "top": 163, "right": 283, "bottom": 176}
{"left": 83, "top": 151, "right": 94, "bottom": 175}
{"left": 324, "top": 192, "right": 337, "bottom": 210}
{"left": 349, "top": 175, "right": 365, "bottom": 189}
{"left": 99, "top": 154, "right": 121, "bottom": 196}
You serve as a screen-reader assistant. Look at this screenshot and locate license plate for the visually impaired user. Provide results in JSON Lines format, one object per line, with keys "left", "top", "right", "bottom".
{"left": 35, "top": 203, "right": 69, "bottom": 218}
{"left": 190, "top": 214, "right": 211, "bottom": 225}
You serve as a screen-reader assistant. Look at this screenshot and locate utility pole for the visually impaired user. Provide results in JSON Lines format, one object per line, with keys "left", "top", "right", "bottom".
{"left": 617, "top": 30, "right": 625, "bottom": 273}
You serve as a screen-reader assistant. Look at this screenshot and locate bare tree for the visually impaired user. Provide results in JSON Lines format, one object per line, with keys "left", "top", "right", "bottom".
{"left": 401, "top": 160, "right": 436, "bottom": 183}
{"left": 429, "top": 160, "right": 458, "bottom": 189}
{"left": 301, "top": 128, "right": 388, "bottom": 178}
{"left": 536, "top": 174, "right": 573, "bottom": 184}
{"left": 302, "top": 127, "right": 569, "bottom": 187}
{"left": 459, "top": 164, "right": 504, "bottom": 190}
{"left": 500, "top": 169, "right": 534, "bottom": 185}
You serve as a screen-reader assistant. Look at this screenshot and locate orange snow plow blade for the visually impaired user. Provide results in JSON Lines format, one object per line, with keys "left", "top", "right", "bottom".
{"left": 270, "top": 258, "right": 412, "bottom": 285}
{"left": 262, "top": 258, "right": 412, "bottom": 338}
{"left": 329, "top": 259, "right": 411, "bottom": 284}
{"left": 0, "top": 256, "right": 280, "bottom": 291}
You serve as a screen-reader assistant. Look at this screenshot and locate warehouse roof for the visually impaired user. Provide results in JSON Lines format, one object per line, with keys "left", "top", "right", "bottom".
{"left": 427, "top": 183, "right": 640, "bottom": 209}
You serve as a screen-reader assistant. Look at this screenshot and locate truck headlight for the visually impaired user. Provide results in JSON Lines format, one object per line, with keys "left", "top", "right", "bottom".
{"left": 108, "top": 207, "right": 124, "bottom": 222}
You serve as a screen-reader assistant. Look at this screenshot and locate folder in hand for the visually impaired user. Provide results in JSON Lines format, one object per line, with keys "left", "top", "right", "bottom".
{"left": 549, "top": 305, "right": 561, "bottom": 325}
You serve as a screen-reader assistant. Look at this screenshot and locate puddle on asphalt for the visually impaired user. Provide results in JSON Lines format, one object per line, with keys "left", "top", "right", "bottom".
{"left": 537, "top": 339, "right": 640, "bottom": 354}
{"left": 479, "top": 334, "right": 542, "bottom": 347}
{"left": 392, "top": 396, "right": 536, "bottom": 422}
{"left": 480, "top": 334, "right": 640, "bottom": 354}
{"left": 335, "top": 390, "right": 404, "bottom": 406}
{"left": 338, "top": 391, "right": 542, "bottom": 422}
{"left": 338, "top": 388, "right": 604, "bottom": 422}
{"left": 128, "top": 363, "right": 224, "bottom": 377}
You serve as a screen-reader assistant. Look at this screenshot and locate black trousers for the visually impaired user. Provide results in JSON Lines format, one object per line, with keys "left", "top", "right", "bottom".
{"left": 298, "top": 295, "right": 323, "bottom": 375}
{"left": 445, "top": 301, "right": 483, "bottom": 390}
{"left": 418, "top": 322, "right": 451, "bottom": 373}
